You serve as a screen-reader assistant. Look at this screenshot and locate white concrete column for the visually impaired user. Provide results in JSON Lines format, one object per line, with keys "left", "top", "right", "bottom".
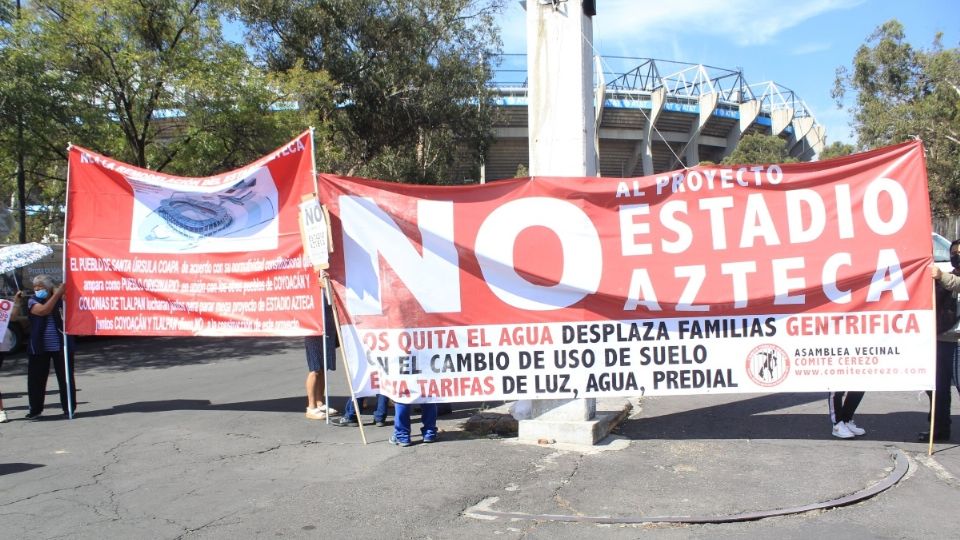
{"left": 521, "top": 0, "right": 607, "bottom": 446}
{"left": 722, "top": 99, "right": 760, "bottom": 159}
{"left": 788, "top": 116, "right": 815, "bottom": 153}
{"left": 771, "top": 108, "right": 794, "bottom": 137}
{"left": 682, "top": 92, "right": 718, "bottom": 166}
{"left": 808, "top": 125, "right": 826, "bottom": 156}
{"left": 626, "top": 86, "right": 665, "bottom": 176}
{"left": 527, "top": 0, "right": 597, "bottom": 176}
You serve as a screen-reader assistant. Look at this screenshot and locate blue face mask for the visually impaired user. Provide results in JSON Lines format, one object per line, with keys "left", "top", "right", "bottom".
{"left": 35, "top": 289, "right": 49, "bottom": 300}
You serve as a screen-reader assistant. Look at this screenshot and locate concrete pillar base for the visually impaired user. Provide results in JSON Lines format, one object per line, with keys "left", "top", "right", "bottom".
{"left": 518, "top": 398, "right": 630, "bottom": 446}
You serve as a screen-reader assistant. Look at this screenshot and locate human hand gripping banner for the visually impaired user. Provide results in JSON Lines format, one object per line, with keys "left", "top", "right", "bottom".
{"left": 66, "top": 131, "right": 326, "bottom": 336}
{"left": 319, "top": 141, "right": 935, "bottom": 403}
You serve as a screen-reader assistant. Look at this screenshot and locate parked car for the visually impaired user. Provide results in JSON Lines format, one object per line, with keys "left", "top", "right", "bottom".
{"left": 933, "top": 232, "right": 953, "bottom": 273}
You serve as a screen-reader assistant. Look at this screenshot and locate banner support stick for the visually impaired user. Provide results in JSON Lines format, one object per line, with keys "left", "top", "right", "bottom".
{"left": 320, "top": 289, "right": 330, "bottom": 425}
{"left": 63, "top": 144, "right": 74, "bottom": 420}
{"left": 928, "top": 281, "right": 937, "bottom": 455}
{"left": 928, "top": 388, "right": 936, "bottom": 456}
{"left": 324, "top": 274, "right": 366, "bottom": 445}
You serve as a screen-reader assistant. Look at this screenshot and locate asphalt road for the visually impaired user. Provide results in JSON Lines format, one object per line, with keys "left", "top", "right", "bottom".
{"left": 1, "top": 336, "right": 958, "bottom": 539}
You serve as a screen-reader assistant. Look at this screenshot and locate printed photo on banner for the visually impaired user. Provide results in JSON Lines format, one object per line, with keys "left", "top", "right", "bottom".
{"left": 318, "top": 141, "right": 938, "bottom": 403}
{"left": 130, "top": 167, "right": 279, "bottom": 254}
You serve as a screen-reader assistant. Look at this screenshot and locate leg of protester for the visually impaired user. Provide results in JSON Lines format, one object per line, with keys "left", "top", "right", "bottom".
{"left": 420, "top": 403, "right": 438, "bottom": 443}
{"left": 391, "top": 403, "right": 414, "bottom": 446}
{"left": 829, "top": 391, "right": 866, "bottom": 439}
{"left": 304, "top": 336, "right": 327, "bottom": 420}
{"left": 391, "top": 402, "right": 438, "bottom": 446}
{"left": 27, "top": 352, "right": 54, "bottom": 419}
{"left": 921, "top": 342, "right": 953, "bottom": 442}
{"left": 51, "top": 350, "right": 76, "bottom": 415}
{"left": 336, "top": 394, "right": 389, "bottom": 427}
{"left": 373, "top": 394, "right": 389, "bottom": 426}
{"left": 333, "top": 398, "right": 360, "bottom": 426}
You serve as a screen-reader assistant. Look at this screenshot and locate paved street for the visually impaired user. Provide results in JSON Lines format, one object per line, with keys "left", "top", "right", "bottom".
{"left": 1, "top": 336, "right": 958, "bottom": 539}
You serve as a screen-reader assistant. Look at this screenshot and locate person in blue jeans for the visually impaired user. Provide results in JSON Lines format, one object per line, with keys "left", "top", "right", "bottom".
{"left": 332, "top": 394, "right": 389, "bottom": 427}
{"left": 391, "top": 402, "right": 438, "bottom": 447}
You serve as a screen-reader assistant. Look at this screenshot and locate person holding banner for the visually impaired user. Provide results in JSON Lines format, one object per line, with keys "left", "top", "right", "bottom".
{"left": 304, "top": 297, "right": 339, "bottom": 420}
{"left": 923, "top": 242, "right": 960, "bottom": 442}
{"left": 26, "top": 275, "right": 75, "bottom": 419}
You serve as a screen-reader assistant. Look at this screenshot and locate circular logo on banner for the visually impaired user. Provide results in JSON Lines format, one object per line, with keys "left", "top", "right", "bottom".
{"left": 746, "top": 344, "right": 790, "bottom": 387}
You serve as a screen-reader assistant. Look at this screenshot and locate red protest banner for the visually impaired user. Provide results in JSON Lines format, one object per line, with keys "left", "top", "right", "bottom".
{"left": 319, "top": 141, "right": 936, "bottom": 401}
{"left": 65, "top": 131, "right": 324, "bottom": 336}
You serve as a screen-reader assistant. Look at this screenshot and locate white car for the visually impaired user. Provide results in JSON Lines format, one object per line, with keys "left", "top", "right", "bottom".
{"left": 933, "top": 232, "right": 954, "bottom": 273}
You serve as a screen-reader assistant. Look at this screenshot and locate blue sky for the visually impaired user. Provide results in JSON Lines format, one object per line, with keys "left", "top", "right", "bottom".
{"left": 494, "top": 0, "right": 959, "bottom": 145}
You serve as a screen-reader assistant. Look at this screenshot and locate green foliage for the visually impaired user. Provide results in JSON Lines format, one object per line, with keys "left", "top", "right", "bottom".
{"left": 721, "top": 134, "right": 798, "bottom": 166}
{"left": 818, "top": 141, "right": 855, "bottom": 160}
{"left": 0, "top": 0, "right": 327, "bottom": 241}
{"left": 834, "top": 19, "right": 960, "bottom": 216}
{"left": 230, "top": 0, "right": 504, "bottom": 183}
{"left": 0, "top": 0, "right": 506, "bottom": 240}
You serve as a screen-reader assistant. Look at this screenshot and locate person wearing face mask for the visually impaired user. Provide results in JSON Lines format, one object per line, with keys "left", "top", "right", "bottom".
{"left": 25, "top": 275, "right": 75, "bottom": 420}
{"left": 924, "top": 239, "right": 960, "bottom": 442}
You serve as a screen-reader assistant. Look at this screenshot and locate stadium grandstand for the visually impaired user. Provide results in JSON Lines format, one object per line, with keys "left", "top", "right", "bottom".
{"left": 481, "top": 55, "right": 826, "bottom": 181}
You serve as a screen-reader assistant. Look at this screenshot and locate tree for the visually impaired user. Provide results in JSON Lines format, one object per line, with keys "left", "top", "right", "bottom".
{"left": 0, "top": 0, "right": 328, "bottom": 241}
{"left": 230, "top": 0, "right": 504, "bottom": 183}
{"left": 834, "top": 19, "right": 960, "bottom": 216}
{"left": 721, "top": 133, "right": 798, "bottom": 165}
{"left": 818, "top": 141, "right": 855, "bottom": 160}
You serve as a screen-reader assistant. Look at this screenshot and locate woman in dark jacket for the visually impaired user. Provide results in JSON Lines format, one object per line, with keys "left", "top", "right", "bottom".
{"left": 26, "top": 274, "right": 75, "bottom": 419}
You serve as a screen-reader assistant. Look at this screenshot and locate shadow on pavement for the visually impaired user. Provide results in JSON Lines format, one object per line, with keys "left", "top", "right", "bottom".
{"left": 77, "top": 396, "right": 492, "bottom": 419}
{"left": 0, "top": 336, "right": 302, "bottom": 374}
{"left": 0, "top": 463, "right": 46, "bottom": 476}
{"left": 620, "top": 392, "right": 931, "bottom": 443}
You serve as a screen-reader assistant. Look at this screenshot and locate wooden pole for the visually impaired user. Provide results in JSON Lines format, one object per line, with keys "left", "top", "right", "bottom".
{"left": 928, "top": 388, "right": 936, "bottom": 456}
{"left": 323, "top": 274, "right": 366, "bottom": 444}
{"left": 929, "top": 275, "right": 938, "bottom": 455}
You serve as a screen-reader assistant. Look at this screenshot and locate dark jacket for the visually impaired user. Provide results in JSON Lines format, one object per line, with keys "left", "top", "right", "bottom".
{"left": 27, "top": 298, "right": 66, "bottom": 356}
{"left": 936, "top": 271, "right": 960, "bottom": 340}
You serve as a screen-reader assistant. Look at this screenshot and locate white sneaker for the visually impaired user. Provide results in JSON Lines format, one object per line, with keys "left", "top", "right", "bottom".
{"left": 305, "top": 407, "right": 327, "bottom": 420}
{"left": 0, "top": 410, "right": 7, "bottom": 423}
{"left": 317, "top": 403, "right": 338, "bottom": 415}
{"left": 845, "top": 420, "right": 866, "bottom": 436}
{"left": 832, "top": 421, "right": 855, "bottom": 439}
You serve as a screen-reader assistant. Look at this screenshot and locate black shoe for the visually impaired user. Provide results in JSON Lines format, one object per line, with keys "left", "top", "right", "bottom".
{"left": 917, "top": 431, "right": 951, "bottom": 442}
{"left": 25, "top": 411, "right": 42, "bottom": 420}
{"left": 332, "top": 416, "right": 359, "bottom": 427}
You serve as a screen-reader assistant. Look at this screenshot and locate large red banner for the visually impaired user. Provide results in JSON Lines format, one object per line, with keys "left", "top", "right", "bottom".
{"left": 65, "top": 131, "right": 324, "bottom": 336}
{"left": 319, "top": 141, "right": 936, "bottom": 402}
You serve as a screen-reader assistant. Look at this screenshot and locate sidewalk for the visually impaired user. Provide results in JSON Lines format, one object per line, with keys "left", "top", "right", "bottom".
{"left": 1, "top": 336, "right": 957, "bottom": 539}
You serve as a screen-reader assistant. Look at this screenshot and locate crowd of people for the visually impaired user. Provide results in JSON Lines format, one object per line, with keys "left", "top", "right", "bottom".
{"left": 1, "top": 261, "right": 957, "bottom": 446}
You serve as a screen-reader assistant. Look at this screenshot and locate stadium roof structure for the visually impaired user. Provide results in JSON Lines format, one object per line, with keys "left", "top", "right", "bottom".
{"left": 482, "top": 55, "right": 826, "bottom": 181}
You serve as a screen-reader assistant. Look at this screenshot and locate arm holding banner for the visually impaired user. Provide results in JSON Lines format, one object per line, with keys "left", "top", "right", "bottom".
{"left": 923, "top": 251, "right": 960, "bottom": 446}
